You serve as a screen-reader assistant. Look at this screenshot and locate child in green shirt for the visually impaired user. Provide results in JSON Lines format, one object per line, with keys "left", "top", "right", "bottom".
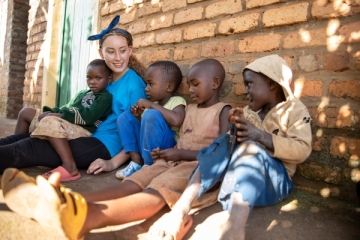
{"left": 15, "top": 59, "right": 113, "bottom": 182}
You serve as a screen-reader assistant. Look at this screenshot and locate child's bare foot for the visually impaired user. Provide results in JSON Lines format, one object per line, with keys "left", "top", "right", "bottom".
{"left": 219, "top": 192, "right": 249, "bottom": 240}
{"left": 148, "top": 212, "right": 193, "bottom": 240}
{"left": 62, "top": 162, "right": 79, "bottom": 177}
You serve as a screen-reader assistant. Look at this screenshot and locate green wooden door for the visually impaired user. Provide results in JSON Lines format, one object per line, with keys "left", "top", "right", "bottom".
{"left": 57, "top": 0, "right": 98, "bottom": 106}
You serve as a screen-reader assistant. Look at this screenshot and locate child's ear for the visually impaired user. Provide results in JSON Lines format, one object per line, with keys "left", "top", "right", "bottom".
{"left": 108, "top": 74, "right": 113, "bottom": 83}
{"left": 269, "top": 80, "right": 277, "bottom": 90}
{"left": 212, "top": 77, "right": 221, "bottom": 89}
{"left": 166, "top": 82, "right": 175, "bottom": 92}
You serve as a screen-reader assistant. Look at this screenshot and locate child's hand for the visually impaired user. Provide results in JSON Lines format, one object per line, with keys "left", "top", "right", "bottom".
{"left": 131, "top": 104, "right": 144, "bottom": 117}
{"left": 151, "top": 148, "right": 181, "bottom": 162}
{"left": 228, "top": 107, "right": 244, "bottom": 124}
{"left": 87, "top": 158, "right": 114, "bottom": 174}
{"left": 136, "top": 98, "right": 153, "bottom": 110}
{"left": 234, "top": 117, "right": 261, "bottom": 143}
{"left": 38, "top": 111, "right": 51, "bottom": 121}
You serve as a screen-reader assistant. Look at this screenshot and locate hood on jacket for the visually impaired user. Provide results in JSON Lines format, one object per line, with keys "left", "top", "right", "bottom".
{"left": 243, "top": 54, "right": 294, "bottom": 100}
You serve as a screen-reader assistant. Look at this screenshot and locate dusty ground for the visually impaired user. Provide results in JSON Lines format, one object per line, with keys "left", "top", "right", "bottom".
{"left": 0, "top": 117, "right": 359, "bottom": 240}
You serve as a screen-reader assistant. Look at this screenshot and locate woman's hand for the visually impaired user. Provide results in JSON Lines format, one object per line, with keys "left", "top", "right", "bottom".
{"left": 87, "top": 158, "right": 115, "bottom": 174}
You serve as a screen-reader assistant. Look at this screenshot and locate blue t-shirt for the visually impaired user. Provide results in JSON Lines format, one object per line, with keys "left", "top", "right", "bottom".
{"left": 92, "top": 69, "right": 146, "bottom": 157}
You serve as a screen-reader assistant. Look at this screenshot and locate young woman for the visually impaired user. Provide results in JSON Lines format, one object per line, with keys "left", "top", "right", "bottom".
{"left": 0, "top": 15, "right": 146, "bottom": 173}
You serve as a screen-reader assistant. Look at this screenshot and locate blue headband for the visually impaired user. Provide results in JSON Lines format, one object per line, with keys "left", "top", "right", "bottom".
{"left": 88, "top": 15, "right": 120, "bottom": 41}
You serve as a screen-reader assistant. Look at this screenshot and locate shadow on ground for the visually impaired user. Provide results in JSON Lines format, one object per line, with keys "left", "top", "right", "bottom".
{"left": 0, "top": 117, "right": 359, "bottom": 239}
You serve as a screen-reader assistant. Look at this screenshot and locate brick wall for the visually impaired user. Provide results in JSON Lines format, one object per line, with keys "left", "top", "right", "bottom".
{"left": 0, "top": 0, "right": 29, "bottom": 118}
{"left": 99, "top": 0, "right": 360, "bottom": 201}
{"left": 22, "top": 0, "right": 47, "bottom": 109}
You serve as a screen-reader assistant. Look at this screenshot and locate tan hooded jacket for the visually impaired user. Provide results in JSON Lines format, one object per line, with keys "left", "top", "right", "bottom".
{"left": 243, "top": 54, "right": 312, "bottom": 177}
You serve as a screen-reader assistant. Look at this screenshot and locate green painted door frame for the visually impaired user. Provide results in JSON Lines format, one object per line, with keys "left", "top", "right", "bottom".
{"left": 57, "top": 0, "right": 98, "bottom": 106}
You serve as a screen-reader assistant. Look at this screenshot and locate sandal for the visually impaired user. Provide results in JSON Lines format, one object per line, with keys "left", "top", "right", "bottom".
{"left": 2, "top": 168, "right": 87, "bottom": 240}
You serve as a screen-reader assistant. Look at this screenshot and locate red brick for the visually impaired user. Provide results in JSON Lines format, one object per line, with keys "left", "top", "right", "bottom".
{"left": 133, "top": 33, "right": 155, "bottom": 48}
{"left": 138, "top": 2, "right": 160, "bottom": 18}
{"left": 293, "top": 78, "right": 323, "bottom": 97}
{"left": 228, "top": 61, "right": 245, "bottom": 75}
{"left": 128, "top": 21, "right": 147, "bottom": 35}
{"left": 329, "top": 79, "right": 360, "bottom": 99}
{"left": 323, "top": 52, "right": 350, "bottom": 71}
{"left": 148, "top": 14, "right": 173, "bottom": 31}
{"left": 156, "top": 30, "right": 182, "bottom": 44}
{"left": 338, "top": 22, "right": 360, "bottom": 43}
{"left": 282, "top": 56, "right": 293, "bottom": 68}
{"left": 188, "top": 0, "right": 203, "bottom": 3}
{"left": 330, "top": 137, "right": 360, "bottom": 159}
{"left": 109, "top": 1, "right": 126, "bottom": 14}
{"left": 162, "top": 0, "right": 187, "bottom": 12}
{"left": 298, "top": 55, "right": 319, "bottom": 72}
{"left": 234, "top": 83, "right": 245, "bottom": 96}
{"left": 201, "top": 41, "right": 234, "bottom": 58}
{"left": 312, "top": 137, "right": 326, "bottom": 152}
{"left": 119, "top": 8, "right": 136, "bottom": 24}
{"left": 315, "top": 107, "right": 356, "bottom": 128}
{"left": 283, "top": 29, "right": 327, "bottom": 49}
{"left": 145, "top": 49, "right": 171, "bottom": 63}
{"left": 311, "top": 0, "right": 360, "bottom": 19}
{"left": 177, "top": 80, "right": 190, "bottom": 95}
{"left": 174, "top": 46, "right": 199, "bottom": 61}
{"left": 218, "top": 13, "right": 259, "bottom": 35}
{"left": 205, "top": 0, "right": 243, "bottom": 19}
{"left": 174, "top": 7, "right": 203, "bottom": 25}
{"left": 238, "top": 34, "right": 281, "bottom": 53}
{"left": 184, "top": 23, "right": 216, "bottom": 41}
{"left": 132, "top": 51, "right": 145, "bottom": 64}
{"left": 297, "top": 162, "right": 342, "bottom": 184}
{"left": 263, "top": 3, "right": 308, "bottom": 27}
{"left": 246, "top": 0, "right": 280, "bottom": 9}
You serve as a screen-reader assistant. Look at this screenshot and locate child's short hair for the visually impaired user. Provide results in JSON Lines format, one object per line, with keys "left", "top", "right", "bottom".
{"left": 88, "top": 59, "right": 112, "bottom": 76}
{"left": 149, "top": 61, "right": 183, "bottom": 93}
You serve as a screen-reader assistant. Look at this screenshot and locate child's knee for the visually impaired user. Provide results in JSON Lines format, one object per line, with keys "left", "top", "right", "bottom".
{"left": 142, "top": 109, "right": 162, "bottom": 122}
{"left": 117, "top": 110, "right": 133, "bottom": 123}
{"left": 18, "top": 107, "right": 37, "bottom": 121}
{"left": 234, "top": 141, "right": 262, "bottom": 157}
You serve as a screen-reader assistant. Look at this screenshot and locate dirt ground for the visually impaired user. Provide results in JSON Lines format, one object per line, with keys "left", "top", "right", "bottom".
{"left": 0, "top": 117, "right": 359, "bottom": 240}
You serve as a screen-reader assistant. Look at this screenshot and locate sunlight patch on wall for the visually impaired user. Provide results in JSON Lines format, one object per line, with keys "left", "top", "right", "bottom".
{"left": 299, "top": 28, "right": 311, "bottom": 43}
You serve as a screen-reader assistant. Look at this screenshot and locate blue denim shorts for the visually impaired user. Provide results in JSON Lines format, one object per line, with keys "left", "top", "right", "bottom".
{"left": 197, "top": 134, "right": 293, "bottom": 211}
